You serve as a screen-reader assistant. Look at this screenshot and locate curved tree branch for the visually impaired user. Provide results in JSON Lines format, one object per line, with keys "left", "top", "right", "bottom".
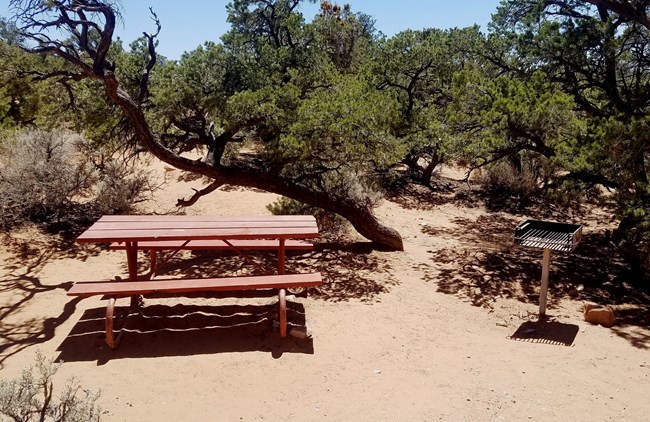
{"left": 582, "top": 0, "right": 650, "bottom": 30}
{"left": 176, "top": 180, "right": 225, "bottom": 207}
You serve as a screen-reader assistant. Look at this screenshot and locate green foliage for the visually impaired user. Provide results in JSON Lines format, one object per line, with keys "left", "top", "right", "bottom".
{"left": 7, "top": 0, "right": 650, "bottom": 259}
{"left": 223, "top": 0, "right": 316, "bottom": 89}
{"left": 488, "top": 0, "right": 650, "bottom": 273}
{"left": 450, "top": 70, "right": 580, "bottom": 171}
{"left": 267, "top": 196, "right": 347, "bottom": 238}
{"left": 0, "top": 351, "right": 101, "bottom": 422}
{"left": 280, "top": 75, "right": 401, "bottom": 170}
{"left": 311, "top": 1, "right": 377, "bottom": 72}
{"left": 372, "top": 26, "right": 487, "bottom": 182}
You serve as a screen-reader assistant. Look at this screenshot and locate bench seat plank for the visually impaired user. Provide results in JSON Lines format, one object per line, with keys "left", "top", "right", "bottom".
{"left": 109, "top": 239, "right": 314, "bottom": 251}
{"left": 67, "top": 273, "right": 322, "bottom": 297}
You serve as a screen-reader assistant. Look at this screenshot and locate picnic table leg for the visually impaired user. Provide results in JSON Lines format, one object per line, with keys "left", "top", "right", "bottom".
{"left": 279, "top": 288, "right": 287, "bottom": 338}
{"left": 105, "top": 297, "right": 131, "bottom": 349}
{"left": 105, "top": 298, "right": 117, "bottom": 349}
{"left": 277, "top": 239, "right": 289, "bottom": 337}
{"left": 277, "top": 238, "right": 286, "bottom": 275}
{"left": 125, "top": 241, "right": 143, "bottom": 310}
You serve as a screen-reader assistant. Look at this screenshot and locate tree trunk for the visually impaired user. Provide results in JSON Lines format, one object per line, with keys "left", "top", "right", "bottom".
{"left": 422, "top": 153, "right": 440, "bottom": 184}
{"left": 343, "top": 204, "right": 404, "bottom": 250}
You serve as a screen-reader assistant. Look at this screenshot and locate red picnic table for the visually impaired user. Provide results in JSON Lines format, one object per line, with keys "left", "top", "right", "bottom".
{"left": 68, "top": 215, "right": 322, "bottom": 348}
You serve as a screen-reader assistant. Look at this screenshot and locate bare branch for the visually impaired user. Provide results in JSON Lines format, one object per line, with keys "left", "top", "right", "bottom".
{"left": 137, "top": 7, "right": 161, "bottom": 104}
{"left": 581, "top": 0, "right": 650, "bottom": 30}
{"left": 176, "top": 180, "right": 225, "bottom": 207}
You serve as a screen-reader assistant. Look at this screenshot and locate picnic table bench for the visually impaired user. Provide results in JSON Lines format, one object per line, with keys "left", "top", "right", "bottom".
{"left": 67, "top": 215, "right": 322, "bottom": 349}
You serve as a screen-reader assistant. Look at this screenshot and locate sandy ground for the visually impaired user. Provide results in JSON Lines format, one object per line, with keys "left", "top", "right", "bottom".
{"left": 1, "top": 160, "right": 649, "bottom": 421}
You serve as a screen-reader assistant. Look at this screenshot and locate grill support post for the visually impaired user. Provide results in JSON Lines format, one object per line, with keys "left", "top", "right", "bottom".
{"left": 539, "top": 248, "right": 551, "bottom": 316}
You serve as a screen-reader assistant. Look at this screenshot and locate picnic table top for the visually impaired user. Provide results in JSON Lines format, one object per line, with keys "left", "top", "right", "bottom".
{"left": 76, "top": 214, "right": 319, "bottom": 243}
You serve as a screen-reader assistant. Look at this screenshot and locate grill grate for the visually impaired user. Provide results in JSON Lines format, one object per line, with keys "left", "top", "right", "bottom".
{"left": 514, "top": 220, "right": 582, "bottom": 252}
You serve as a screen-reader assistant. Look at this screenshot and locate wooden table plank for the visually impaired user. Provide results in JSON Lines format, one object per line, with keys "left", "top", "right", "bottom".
{"left": 77, "top": 227, "right": 319, "bottom": 243}
{"left": 89, "top": 220, "right": 318, "bottom": 231}
{"left": 77, "top": 215, "right": 319, "bottom": 243}
{"left": 98, "top": 215, "right": 316, "bottom": 222}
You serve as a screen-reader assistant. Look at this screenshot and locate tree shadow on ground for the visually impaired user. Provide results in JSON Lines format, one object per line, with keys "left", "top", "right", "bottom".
{"left": 0, "top": 237, "right": 395, "bottom": 367}
{"left": 52, "top": 240, "right": 397, "bottom": 363}
{"left": 419, "top": 213, "right": 650, "bottom": 349}
{"left": 385, "top": 177, "right": 471, "bottom": 211}
{"left": 306, "top": 242, "right": 399, "bottom": 302}
{"left": 148, "top": 242, "right": 399, "bottom": 303}
{"left": 0, "top": 225, "right": 112, "bottom": 368}
{"left": 0, "top": 245, "right": 83, "bottom": 369}
{"left": 56, "top": 301, "right": 314, "bottom": 364}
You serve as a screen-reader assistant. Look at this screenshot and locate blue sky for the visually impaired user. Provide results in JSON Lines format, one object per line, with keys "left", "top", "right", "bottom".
{"left": 3, "top": 1, "right": 503, "bottom": 59}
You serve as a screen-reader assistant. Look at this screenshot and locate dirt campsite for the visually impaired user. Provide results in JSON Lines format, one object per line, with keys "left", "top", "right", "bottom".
{"left": 1, "top": 159, "right": 649, "bottom": 421}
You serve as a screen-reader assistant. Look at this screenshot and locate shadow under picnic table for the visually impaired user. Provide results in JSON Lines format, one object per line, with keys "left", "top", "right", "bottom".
{"left": 56, "top": 300, "right": 314, "bottom": 364}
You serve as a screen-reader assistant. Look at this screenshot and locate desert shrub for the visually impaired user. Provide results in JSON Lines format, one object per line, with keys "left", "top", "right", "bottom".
{"left": 476, "top": 156, "right": 602, "bottom": 211}
{"left": 266, "top": 196, "right": 348, "bottom": 240}
{"left": 614, "top": 207, "right": 650, "bottom": 281}
{"left": 0, "top": 129, "right": 157, "bottom": 230}
{"left": 0, "top": 130, "right": 95, "bottom": 227}
{"left": 0, "top": 351, "right": 101, "bottom": 422}
{"left": 476, "top": 160, "right": 541, "bottom": 199}
{"left": 92, "top": 159, "right": 156, "bottom": 215}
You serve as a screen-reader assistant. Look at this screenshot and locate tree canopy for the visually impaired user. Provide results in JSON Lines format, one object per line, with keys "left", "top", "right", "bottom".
{"left": 2, "top": 0, "right": 650, "bottom": 273}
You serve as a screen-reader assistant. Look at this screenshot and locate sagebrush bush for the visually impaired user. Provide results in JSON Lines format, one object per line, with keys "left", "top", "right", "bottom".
{"left": 0, "top": 129, "right": 156, "bottom": 230}
{"left": 0, "top": 351, "right": 101, "bottom": 422}
{"left": 475, "top": 160, "right": 541, "bottom": 199}
{"left": 93, "top": 159, "right": 156, "bottom": 215}
{"left": 476, "top": 157, "right": 600, "bottom": 211}
{"left": 0, "top": 130, "right": 95, "bottom": 227}
{"left": 266, "top": 196, "right": 348, "bottom": 240}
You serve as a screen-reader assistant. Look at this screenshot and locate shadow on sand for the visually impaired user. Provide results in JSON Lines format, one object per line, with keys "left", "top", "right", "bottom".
{"left": 2, "top": 236, "right": 399, "bottom": 365}
{"left": 508, "top": 319, "right": 580, "bottom": 347}
{"left": 53, "top": 241, "right": 399, "bottom": 363}
{"left": 0, "top": 233, "right": 99, "bottom": 369}
{"left": 56, "top": 300, "right": 313, "bottom": 365}
{"left": 147, "top": 242, "right": 400, "bottom": 303}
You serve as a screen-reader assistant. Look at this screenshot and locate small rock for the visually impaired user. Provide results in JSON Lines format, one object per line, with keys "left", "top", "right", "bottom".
{"left": 583, "top": 302, "right": 616, "bottom": 328}
{"left": 374, "top": 370, "right": 381, "bottom": 374}
{"left": 289, "top": 326, "right": 311, "bottom": 339}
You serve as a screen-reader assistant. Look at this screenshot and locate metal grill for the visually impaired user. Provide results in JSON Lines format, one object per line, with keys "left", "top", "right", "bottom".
{"left": 514, "top": 220, "right": 582, "bottom": 252}
{"left": 513, "top": 219, "right": 582, "bottom": 317}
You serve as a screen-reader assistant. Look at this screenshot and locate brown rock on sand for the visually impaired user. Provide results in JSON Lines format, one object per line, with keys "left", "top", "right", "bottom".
{"left": 583, "top": 302, "right": 616, "bottom": 328}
